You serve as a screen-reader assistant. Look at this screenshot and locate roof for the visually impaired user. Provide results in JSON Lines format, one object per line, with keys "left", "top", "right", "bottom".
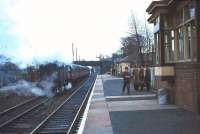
{"left": 115, "top": 52, "right": 140, "bottom": 64}
{"left": 114, "top": 52, "right": 155, "bottom": 65}
{"left": 119, "top": 56, "right": 130, "bottom": 63}
{"left": 146, "top": 0, "right": 169, "bottom": 14}
{"left": 146, "top": 0, "right": 175, "bottom": 23}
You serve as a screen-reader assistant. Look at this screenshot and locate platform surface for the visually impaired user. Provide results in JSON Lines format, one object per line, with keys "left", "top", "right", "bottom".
{"left": 82, "top": 75, "right": 200, "bottom": 134}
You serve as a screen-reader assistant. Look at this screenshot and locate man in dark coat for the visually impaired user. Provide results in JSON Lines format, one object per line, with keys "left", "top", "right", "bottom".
{"left": 138, "top": 68, "right": 144, "bottom": 91}
{"left": 122, "top": 66, "right": 131, "bottom": 95}
{"left": 145, "top": 67, "right": 151, "bottom": 91}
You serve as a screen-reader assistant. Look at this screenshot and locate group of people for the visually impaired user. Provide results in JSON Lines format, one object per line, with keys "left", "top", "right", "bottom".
{"left": 122, "top": 66, "right": 151, "bottom": 95}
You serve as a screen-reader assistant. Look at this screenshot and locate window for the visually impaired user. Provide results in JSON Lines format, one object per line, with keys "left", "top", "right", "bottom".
{"left": 155, "top": 33, "right": 159, "bottom": 64}
{"left": 186, "top": 24, "right": 192, "bottom": 59}
{"left": 189, "top": 6, "right": 195, "bottom": 18}
{"left": 164, "top": 31, "right": 175, "bottom": 63}
{"left": 191, "top": 23, "right": 197, "bottom": 61}
{"left": 155, "top": 3, "right": 197, "bottom": 63}
{"left": 174, "top": 21, "right": 196, "bottom": 61}
{"left": 184, "top": 3, "right": 195, "bottom": 21}
{"left": 154, "top": 16, "right": 160, "bottom": 33}
{"left": 189, "top": 2, "right": 195, "bottom": 18}
{"left": 185, "top": 22, "right": 196, "bottom": 60}
{"left": 178, "top": 27, "right": 184, "bottom": 60}
{"left": 154, "top": 16, "right": 160, "bottom": 26}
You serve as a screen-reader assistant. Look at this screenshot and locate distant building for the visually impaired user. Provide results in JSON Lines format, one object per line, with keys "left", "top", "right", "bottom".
{"left": 114, "top": 59, "right": 130, "bottom": 76}
{"left": 147, "top": 0, "right": 200, "bottom": 113}
{"left": 74, "top": 60, "right": 112, "bottom": 74}
{"left": 112, "top": 51, "right": 154, "bottom": 76}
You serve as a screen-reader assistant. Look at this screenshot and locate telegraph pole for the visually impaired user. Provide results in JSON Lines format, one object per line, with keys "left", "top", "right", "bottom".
{"left": 72, "top": 43, "right": 74, "bottom": 62}
{"left": 76, "top": 47, "right": 78, "bottom": 62}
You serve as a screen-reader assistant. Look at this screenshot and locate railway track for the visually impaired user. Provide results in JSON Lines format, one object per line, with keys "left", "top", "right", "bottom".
{"left": 0, "top": 97, "right": 49, "bottom": 133}
{"left": 0, "top": 75, "right": 96, "bottom": 134}
{"left": 0, "top": 96, "right": 38, "bottom": 117}
{"left": 31, "top": 75, "right": 96, "bottom": 134}
{"left": 0, "top": 96, "right": 46, "bottom": 127}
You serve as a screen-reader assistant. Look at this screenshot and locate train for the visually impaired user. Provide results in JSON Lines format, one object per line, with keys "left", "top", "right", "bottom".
{"left": 0, "top": 62, "right": 91, "bottom": 93}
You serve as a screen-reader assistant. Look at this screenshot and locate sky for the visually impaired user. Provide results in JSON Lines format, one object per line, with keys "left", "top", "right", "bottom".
{"left": 0, "top": 0, "right": 153, "bottom": 65}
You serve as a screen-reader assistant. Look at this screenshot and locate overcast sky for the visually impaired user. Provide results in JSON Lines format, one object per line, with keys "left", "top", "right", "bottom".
{"left": 0, "top": 0, "right": 153, "bottom": 64}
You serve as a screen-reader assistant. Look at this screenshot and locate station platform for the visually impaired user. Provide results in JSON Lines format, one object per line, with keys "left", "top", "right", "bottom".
{"left": 79, "top": 75, "right": 200, "bottom": 134}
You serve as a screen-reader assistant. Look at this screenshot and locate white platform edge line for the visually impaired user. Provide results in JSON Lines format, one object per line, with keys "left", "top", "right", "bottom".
{"left": 77, "top": 76, "right": 97, "bottom": 134}
{"left": 108, "top": 106, "right": 178, "bottom": 112}
{"left": 105, "top": 94, "right": 156, "bottom": 99}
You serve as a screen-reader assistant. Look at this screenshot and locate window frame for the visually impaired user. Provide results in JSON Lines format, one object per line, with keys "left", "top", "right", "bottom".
{"left": 164, "top": 30, "right": 175, "bottom": 63}
{"left": 154, "top": 32, "right": 160, "bottom": 65}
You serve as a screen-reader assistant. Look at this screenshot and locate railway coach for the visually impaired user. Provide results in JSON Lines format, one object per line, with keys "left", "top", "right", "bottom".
{"left": 38, "top": 63, "right": 90, "bottom": 93}
{"left": 69, "top": 64, "right": 90, "bottom": 86}
{"left": 0, "top": 62, "right": 90, "bottom": 94}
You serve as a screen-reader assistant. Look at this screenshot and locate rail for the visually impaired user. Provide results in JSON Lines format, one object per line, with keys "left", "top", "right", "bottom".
{"left": 31, "top": 74, "right": 96, "bottom": 134}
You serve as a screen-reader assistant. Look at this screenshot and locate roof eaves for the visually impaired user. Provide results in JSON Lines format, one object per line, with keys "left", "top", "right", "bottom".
{"left": 146, "top": 1, "right": 168, "bottom": 14}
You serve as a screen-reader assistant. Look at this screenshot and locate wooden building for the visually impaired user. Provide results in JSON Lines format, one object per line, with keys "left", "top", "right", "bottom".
{"left": 146, "top": 0, "right": 200, "bottom": 113}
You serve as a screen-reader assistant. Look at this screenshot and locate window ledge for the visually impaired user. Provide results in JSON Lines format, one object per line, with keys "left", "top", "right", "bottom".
{"left": 176, "top": 59, "right": 192, "bottom": 63}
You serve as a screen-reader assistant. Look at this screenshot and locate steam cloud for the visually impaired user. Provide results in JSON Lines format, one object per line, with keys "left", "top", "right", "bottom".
{"left": 0, "top": 55, "right": 73, "bottom": 97}
{"left": 65, "top": 83, "right": 72, "bottom": 90}
{"left": 0, "top": 80, "right": 46, "bottom": 96}
{"left": 0, "top": 73, "right": 72, "bottom": 97}
{"left": 36, "top": 72, "right": 58, "bottom": 97}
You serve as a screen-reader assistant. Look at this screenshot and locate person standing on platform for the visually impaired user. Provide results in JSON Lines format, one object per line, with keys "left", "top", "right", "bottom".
{"left": 130, "top": 66, "right": 134, "bottom": 90}
{"left": 122, "top": 66, "right": 131, "bottom": 95}
{"left": 112, "top": 68, "right": 116, "bottom": 76}
{"left": 138, "top": 68, "right": 144, "bottom": 91}
{"left": 145, "top": 67, "right": 151, "bottom": 91}
{"left": 133, "top": 66, "right": 139, "bottom": 91}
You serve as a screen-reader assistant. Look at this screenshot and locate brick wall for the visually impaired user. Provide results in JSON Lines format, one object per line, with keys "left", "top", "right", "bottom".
{"left": 155, "top": 76, "right": 175, "bottom": 104}
{"left": 154, "top": 63, "right": 200, "bottom": 113}
{"left": 175, "top": 63, "right": 200, "bottom": 113}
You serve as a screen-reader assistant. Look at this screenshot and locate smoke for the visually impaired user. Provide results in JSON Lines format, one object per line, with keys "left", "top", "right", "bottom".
{"left": 0, "top": 73, "right": 58, "bottom": 97}
{"left": 64, "top": 82, "right": 72, "bottom": 91}
{"left": 37, "top": 72, "right": 58, "bottom": 97}
{"left": 0, "top": 56, "right": 75, "bottom": 96}
{"left": 0, "top": 80, "right": 45, "bottom": 96}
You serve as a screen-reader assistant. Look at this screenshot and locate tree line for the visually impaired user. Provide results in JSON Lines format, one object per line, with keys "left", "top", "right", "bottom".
{"left": 114, "top": 13, "right": 154, "bottom": 66}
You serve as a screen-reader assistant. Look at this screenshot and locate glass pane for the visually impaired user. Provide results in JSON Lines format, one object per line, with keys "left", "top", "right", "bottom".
{"left": 192, "top": 24, "right": 197, "bottom": 60}
{"left": 164, "top": 31, "right": 174, "bottom": 63}
{"left": 178, "top": 27, "right": 184, "bottom": 60}
{"left": 155, "top": 33, "right": 159, "bottom": 64}
{"left": 189, "top": 2, "right": 195, "bottom": 18}
{"left": 184, "top": 2, "right": 195, "bottom": 22}
{"left": 187, "top": 25, "right": 191, "bottom": 59}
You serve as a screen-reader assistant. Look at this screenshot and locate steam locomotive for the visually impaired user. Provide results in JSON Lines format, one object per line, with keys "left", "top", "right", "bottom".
{"left": 37, "top": 63, "right": 90, "bottom": 93}
{"left": 0, "top": 62, "right": 90, "bottom": 93}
